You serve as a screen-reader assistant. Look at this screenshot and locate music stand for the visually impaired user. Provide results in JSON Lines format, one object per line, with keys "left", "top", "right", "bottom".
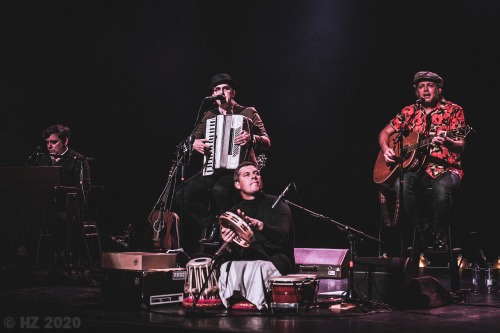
{"left": 0, "top": 166, "right": 62, "bottom": 202}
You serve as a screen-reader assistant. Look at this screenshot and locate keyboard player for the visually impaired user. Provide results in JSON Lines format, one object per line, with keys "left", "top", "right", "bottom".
{"left": 174, "top": 73, "right": 270, "bottom": 245}
{"left": 30, "top": 124, "right": 91, "bottom": 274}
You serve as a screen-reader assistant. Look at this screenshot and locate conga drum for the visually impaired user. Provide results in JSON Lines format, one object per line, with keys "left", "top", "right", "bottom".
{"left": 286, "top": 274, "right": 319, "bottom": 307}
{"left": 183, "top": 257, "right": 223, "bottom": 308}
{"left": 268, "top": 275, "right": 316, "bottom": 312}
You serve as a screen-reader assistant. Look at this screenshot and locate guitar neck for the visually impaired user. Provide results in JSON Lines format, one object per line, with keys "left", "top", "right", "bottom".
{"left": 405, "top": 137, "right": 432, "bottom": 153}
{"left": 403, "top": 129, "right": 459, "bottom": 154}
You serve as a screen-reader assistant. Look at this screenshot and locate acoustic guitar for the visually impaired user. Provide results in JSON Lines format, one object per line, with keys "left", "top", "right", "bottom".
{"left": 149, "top": 164, "right": 180, "bottom": 250}
{"left": 373, "top": 125, "right": 472, "bottom": 185}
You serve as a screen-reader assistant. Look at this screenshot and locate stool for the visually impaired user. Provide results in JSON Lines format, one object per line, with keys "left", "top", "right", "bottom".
{"left": 410, "top": 187, "right": 460, "bottom": 292}
{"left": 80, "top": 220, "right": 102, "bottom": 272}
{"left": 198, "top": 226, "right": 221, "bottom": 255}
{"left": 35, "top": 210, "right": 55, "bottom": 271}
{"left": 198, "top": 196, "right": 221, "bottom": 254}
{"left": 36, "top": 229, "right": 53, "bottom": 271}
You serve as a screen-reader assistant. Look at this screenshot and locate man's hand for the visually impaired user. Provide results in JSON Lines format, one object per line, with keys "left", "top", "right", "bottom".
{"left": 221, "top": 226, "right": 236, "bottom": 243}
{"left": 193, "top": 138, "right": 211, "bottom": 154}
{"left": 432, "top": 136, "right": 446, "bottom": 145}
{"left": 383, "top": 147, "right": 396, "bottom": 163}
{"left": 237, "top": 208, "right": 263, "bottom": 231}
{"left": 234, "top": 130, "right": 251, "bottom": 147}
{"left": 432, "top": 135, "right": 465, "bottom": 153}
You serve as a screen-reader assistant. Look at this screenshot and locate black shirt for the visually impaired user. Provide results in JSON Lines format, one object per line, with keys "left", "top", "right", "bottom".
{"left": 34, "top": 148, "right": 91, "bottom": 193}
{"left": 226, "top": 193, "right": 295, "bottom": 275}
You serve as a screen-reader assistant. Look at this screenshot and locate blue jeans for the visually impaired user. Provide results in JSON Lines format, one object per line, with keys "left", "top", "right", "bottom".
{"left": 395, "top": 171, "right": 461, "bottom": 234}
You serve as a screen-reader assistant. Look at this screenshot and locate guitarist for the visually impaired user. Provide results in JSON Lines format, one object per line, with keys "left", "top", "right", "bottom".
{"left": 378, "top": 71, "right": 466, "bottom": 250}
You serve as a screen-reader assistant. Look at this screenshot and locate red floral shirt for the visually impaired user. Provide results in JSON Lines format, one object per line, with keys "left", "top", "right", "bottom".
{"left": 390, "top": 98, "right": 466, "bottom": 179}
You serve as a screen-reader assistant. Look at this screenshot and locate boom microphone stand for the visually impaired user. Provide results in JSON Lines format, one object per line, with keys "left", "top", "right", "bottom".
{"left": 177, "top": 97, "right": 216, "bottom": 242}
{"left": 392, "top": 99, "right": 420, "bottom": 261}
{"left": 189, "top": 241, "right": 230, "bottom": 310}
{"left": 148, "top": 145, "right": 183, "bottom": 248}
{"left": 283, "top": 199, "right": 382, "bottom": 309}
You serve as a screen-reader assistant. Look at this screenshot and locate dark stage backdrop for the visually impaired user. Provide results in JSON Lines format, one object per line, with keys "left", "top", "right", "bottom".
{"left": 2, "top": 1, "right": 499, "bottom": 260}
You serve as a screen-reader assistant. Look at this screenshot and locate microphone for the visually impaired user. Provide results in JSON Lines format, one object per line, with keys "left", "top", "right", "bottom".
{"left": 186, "top": 134, "right": 195, "bottom": 164}
{"left": 205, "top": 95, "right": 226, "bottom": 101}
{"left": 187, "top": 135, "right": 195, "bottom": 152}
{"left": 25, "top": 146, "right": 41, "bottom": 165}
{"left": 416, "top": 98, "right": 424, "bottom": 105}
{"left": 271, "top": 182, "right": 292, "bottom": 209}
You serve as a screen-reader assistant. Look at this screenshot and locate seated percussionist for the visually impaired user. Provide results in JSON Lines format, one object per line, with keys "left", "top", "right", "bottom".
{"left": 218, "top": 161, "right": 295, "bottom": 310}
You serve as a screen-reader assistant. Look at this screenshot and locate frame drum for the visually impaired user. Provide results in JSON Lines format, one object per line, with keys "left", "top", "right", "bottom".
{"left": 219, "top": 211, "right": 255, "bottom": 247}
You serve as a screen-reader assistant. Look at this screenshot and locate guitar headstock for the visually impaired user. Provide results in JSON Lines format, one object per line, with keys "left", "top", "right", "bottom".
{"left": 257, "top": 154, "right": 267, "bottom": 171}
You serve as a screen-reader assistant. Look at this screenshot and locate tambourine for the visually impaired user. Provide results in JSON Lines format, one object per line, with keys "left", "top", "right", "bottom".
{"left": 218, "top": 211, "right": 255, "bottom": 248}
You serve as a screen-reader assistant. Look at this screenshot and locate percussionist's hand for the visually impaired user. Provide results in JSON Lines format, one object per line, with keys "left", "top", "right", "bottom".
{"left": 193, "top": 138, "right": 211, "bottom": 154}
{"left": 234, "top": 130, "right": 251, "bottom": 147}
{"left": 221, "top": 226, "right": 236, "bottom": 243}
{"left": 237, "top": 209, "right": 264, "bottom": 231}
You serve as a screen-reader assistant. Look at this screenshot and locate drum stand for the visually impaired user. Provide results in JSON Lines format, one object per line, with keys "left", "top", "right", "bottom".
{"left": 283, "top": 199, "right": 383, "bottom": 311}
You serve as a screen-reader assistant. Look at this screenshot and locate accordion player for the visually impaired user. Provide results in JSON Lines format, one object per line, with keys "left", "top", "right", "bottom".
{"left": 202, "top": 115, "right": 252, "bottom": 176}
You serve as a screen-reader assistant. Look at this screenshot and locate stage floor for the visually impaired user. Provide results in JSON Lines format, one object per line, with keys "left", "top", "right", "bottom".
{"left": 1, "top": 265, "right": 499, "bottom": 333}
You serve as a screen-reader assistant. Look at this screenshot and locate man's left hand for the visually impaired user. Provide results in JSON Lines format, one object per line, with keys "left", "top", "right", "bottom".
{"left": 234, "top": 130, "right": 251, "bottom": 147}
{"left": 432, "top": 136, "right": 446, "bottom": 145}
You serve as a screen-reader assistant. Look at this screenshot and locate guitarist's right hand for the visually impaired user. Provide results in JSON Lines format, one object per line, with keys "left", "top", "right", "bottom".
{"left": 379, "top": 124, "right": 398, "bottom": 164}
{"left": 383, "top": 147, "right": 396, "bottom": 164}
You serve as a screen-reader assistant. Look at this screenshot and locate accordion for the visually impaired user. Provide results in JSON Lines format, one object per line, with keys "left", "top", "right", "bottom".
{"left": 202, "top": 115, "right": 252, "bottom": 176}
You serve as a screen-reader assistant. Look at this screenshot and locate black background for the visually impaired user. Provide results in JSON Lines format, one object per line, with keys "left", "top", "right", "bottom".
{"left": 2, "top": 1, "right": 499, "bottom": 260}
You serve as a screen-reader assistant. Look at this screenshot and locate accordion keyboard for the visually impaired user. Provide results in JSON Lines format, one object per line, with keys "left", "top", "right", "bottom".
{"left": 203, "top": 117, "right": 217, "bottom": 176}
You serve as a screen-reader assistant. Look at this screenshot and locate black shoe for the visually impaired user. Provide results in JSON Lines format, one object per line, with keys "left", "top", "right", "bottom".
{"left": 111, "top": 225, "right": 135, "bottom": 249}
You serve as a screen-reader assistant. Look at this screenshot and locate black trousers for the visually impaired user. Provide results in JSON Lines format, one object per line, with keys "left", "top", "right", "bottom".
{"left": 174, "top": 172, "right": 237, "bottom": 229}
{"left": 395, "top": 171, "right": 461, "bottom": 234}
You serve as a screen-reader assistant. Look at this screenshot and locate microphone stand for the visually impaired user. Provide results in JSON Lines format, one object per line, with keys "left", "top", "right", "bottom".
{"left": 392, "top": 102, "right": 419, "bottom": 260}
{"left": 148, "top": 143, "right": 185, "bottom": 249}
{"left": 189, "top": 241, "right": 229, "bottom": 311}
{"left": 177, "top": 97, "right": 215, "bottom": 243}
{"left": 150, "top": 96, "right": 214, "bottom": 252}
{"left": 283, "top": 199, "right": 382, "bottom": 311}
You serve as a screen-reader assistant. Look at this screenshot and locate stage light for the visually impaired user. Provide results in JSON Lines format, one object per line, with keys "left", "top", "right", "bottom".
{"left": 457, "top": 254, "right": 469, "bottom": 269}
{"left": 491, "top": 257, "right": 500, "bottom": 270}
{"left": 419, "top": 253, "right": 429, "bottom": 268}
